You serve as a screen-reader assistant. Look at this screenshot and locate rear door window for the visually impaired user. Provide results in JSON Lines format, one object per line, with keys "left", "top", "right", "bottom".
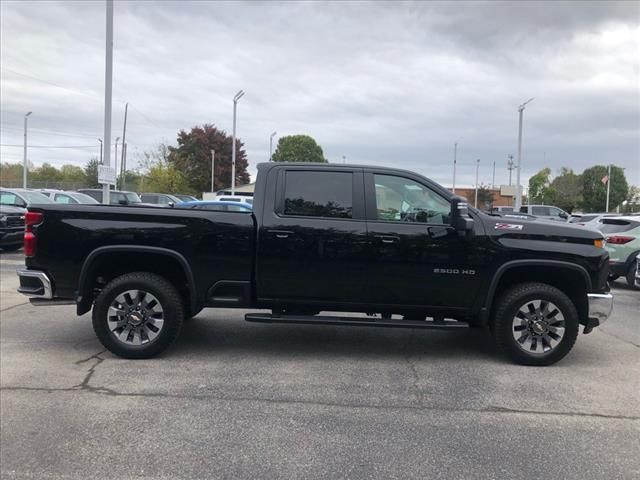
{"left": 54, "top": 194, "right": 75, "bottom": 204}
{"left": 532, "top": 206, "right": 551, "bottom": 216}
{"left": 283, "top": 171, "right": 353, "bottom": 219}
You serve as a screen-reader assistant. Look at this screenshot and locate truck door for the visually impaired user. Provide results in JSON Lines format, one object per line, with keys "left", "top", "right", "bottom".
{"left": 256, "top": 167, "right": 369, "bottom": 304}
{"left": 364, "top": 171, "right": 481, "bottom": 309}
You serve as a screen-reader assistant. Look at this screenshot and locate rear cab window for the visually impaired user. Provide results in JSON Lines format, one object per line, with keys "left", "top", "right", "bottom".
{"left": 282, "top": 170, "right": 353, "bottom": 219}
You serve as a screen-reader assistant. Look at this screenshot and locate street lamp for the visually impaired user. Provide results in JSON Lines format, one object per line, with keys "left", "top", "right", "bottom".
{"left": 98, "top": 138, "right": 103, "bottom": 164}
{"left": 114, "top": 137, "right": 120, "bottom": 185}
{"left": 515, "top": 97, "right": 534, "bottom": 210}
{"left": 231, "top": 89, "right": 245, "bottom": 195}
{"left": 23, "top": 111, "right": 32, "bottom": 188}
{"left": 474, "top": 158, "right": 480, "bottom": 208}
{"left": 452, "top": 141, "right": 458, "bottom": 193}
{"left": 269, "top": 131, "right": 277, "bottom": 162}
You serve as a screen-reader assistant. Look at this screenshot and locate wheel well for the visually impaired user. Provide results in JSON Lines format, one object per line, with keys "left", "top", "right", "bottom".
{"left": 79, "top": 251, "right": 193, "bottom": 313}
{"left": 489, "top": 266, "right": 589, "bottom": 324}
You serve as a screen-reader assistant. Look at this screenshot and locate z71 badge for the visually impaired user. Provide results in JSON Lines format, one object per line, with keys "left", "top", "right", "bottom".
{"left": 494, "top": 223, "right": 523, "bottom": 230}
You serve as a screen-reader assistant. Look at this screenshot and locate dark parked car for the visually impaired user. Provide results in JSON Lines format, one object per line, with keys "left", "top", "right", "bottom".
{"left": 0, "top": 205, "right": 25, "bottom": 251}
{"left": 140, "top": 193, "right": 182, "bottom": 206}
{"left": 178, "top": 200, "right": 253, "bottom": 212}
{"left": 77, "top": 189, "right": 143, "bottom": 205}
{"left": 17, "top": 162, "right": 612, "bottom": 366}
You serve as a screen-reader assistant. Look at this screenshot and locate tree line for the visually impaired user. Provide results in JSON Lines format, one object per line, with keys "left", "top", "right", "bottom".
{"left": 528, "top": 165, "right": 636, "bottom": 213}
{"left": 0, "top": 126, "right": 326, "bottom": 195}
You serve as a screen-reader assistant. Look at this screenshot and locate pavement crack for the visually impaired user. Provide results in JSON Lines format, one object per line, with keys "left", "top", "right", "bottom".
{"left": 598, "top": 328, "right": 640, "bottom": 348}
{"left": 2, "top": 385, "right": 638, "bottom": 421}
{"left": 403, "top": 329, "right": 425, "bottom": 407}
{"left": 0, "top": 301, "right": 29, "bottom": 313}
{"left": 73, "top": 350, "right": 109, "bottom": 392}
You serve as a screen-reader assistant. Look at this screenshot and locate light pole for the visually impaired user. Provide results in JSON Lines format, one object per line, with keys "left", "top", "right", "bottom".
{"left": 515, "top": 97, "right": 534, "bottom": 210}
{"left": 231, "top": 89, "right": 245, "bottom": 195}
{"left": 114, "top": 137, "right": 120, "bottom": 185}
{"left": 211, "top": 150, "right": 215, "bottom": 192}
{"left": 102, "top": 0, "right": 114, "bottom": 204}
{"left": 269, "top": 131, "right": 277, "bottom": 162}
{"left": 474, "top": 158, "right": 480, "bottom": 208}
{"left": 23, "top": 111, "right": 32, "bottom": 188}
{"left": 492, "top": 160, "right": 496, "bottom": 189}
{"left": 507, "top": 154, "right": 515, "bottom": 185}
{"left": 98, "top": 138, "right": 103, "bottom": 164}
{"left": 452, "top": 141, "right": 458, "bottom": 193}
{"left": 605, "top": 164, "right": 612, "bottom": 212}
{"left": 342, "top": 155, "right": 346, "bottom": 164}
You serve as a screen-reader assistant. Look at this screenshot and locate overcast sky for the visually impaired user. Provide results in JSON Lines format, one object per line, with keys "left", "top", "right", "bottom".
{"left": 1, "top": 0, "right": 639, "bottom": 187}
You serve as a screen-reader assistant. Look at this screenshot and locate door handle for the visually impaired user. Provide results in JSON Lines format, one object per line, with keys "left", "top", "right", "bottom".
{"left": 375, "top": 235, "right": 400, "bottom": 244}
{"left": 268, "top": 229, "right": 293, "bottom": 239}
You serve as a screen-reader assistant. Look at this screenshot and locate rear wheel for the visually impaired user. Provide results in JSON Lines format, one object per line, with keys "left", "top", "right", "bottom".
{"left": 492, "top": 283, "right": 579, "bottom": 366}
{"left": 92, "top": 272, "right": 184, "bottom": 358}
{"left": 626, "top": 257, "right": 639, "bottom": 289}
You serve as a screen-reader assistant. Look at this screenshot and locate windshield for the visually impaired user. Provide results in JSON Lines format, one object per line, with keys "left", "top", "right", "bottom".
{"left": 71, "top": 192, "right": 99, "bottom": 204}
{"left": 20, "top": 191, "right": 53, "bottom": 204}
{"left": 124, "top": 192, "right": 142, "bottom": 203}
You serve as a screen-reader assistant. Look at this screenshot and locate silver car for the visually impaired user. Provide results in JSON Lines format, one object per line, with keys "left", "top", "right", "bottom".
{"left": 519, "top": 204, "right": 569, "bottom": 222}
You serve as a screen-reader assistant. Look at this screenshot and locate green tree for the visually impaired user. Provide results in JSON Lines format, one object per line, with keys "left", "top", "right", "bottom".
{"left": 30, "top": 163, "right": 63, "bottom": 185}
{"left": 547, "top": 168, "right": 582, "bottom": 213}
{"left": 141, "top": 163, "right": 190, "bottom": 194}
{"left": 527, "top": 167, "right": 552, "bottom": 204}
{"left": 168, "top": 124, "right": 250, "bottom": 194}
{"left": 271, "top": 134, "right": 327, "bottom": 163}
{"left": 59, "top": 164, "right": 87, "bottom": 186}
{"left": 84, "top": 158, "right": 100, "bottom": 188}
{"left": 0, "top": 162, "right": 24, "bottom": 187}
{"left": 582, "top": 165, "right": 628, "bottom": 212}
{"left": 476, "top": 183, "right": 494, "bottom": 210}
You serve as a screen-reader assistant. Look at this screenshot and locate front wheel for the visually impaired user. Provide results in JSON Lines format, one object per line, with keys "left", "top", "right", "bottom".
{"left": 92, "top": 272, "right": 184, "bottom": 359}
{"left": 626, "top": 257, "right": 639, "bottom": 290}
{"left": 492, "top": 283, "right": 579, "bottom": 366}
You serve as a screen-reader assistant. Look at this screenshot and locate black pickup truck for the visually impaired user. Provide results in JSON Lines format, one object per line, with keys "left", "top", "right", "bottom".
{"left": 17, "top": 162, "right": 613, "bottom": 365}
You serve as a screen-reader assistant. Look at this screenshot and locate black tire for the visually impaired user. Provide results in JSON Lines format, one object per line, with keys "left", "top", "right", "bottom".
{"left": 492, "top": 282, "right": 579, "bottom": 366}
{"left": 608, "top": 275, "right": 619, "bottom": 282}
{"left": 92, "top": 272, "right": 184, "bottom": 359}
{"left": 626, "top": 257, "right": 639, "bottom": 289}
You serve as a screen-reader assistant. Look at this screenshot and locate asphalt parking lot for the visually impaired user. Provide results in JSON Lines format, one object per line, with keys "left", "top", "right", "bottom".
{"left": 1, "top": 249, "right": 639, "bottom": 479}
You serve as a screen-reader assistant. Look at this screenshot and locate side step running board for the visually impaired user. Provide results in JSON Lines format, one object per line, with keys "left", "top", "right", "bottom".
{"left": 245, "top": 313, "right": 469, "bottom": 330}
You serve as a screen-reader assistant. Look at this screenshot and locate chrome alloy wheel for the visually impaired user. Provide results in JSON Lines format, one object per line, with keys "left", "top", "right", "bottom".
{"left": 107, "top": 290, "right": 165, "bottom": 346}
{"left": 511, "top": 299, "right": 566, "bottom": 355}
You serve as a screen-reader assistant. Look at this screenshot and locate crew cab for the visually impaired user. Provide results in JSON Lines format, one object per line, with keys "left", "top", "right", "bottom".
{"left": 17, "top": 163, "right": 613, "bottom": 365}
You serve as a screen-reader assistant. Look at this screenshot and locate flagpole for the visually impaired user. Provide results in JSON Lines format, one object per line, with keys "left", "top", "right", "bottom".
{"left": 606, "top": 164, "right": 611, "bottom": 212}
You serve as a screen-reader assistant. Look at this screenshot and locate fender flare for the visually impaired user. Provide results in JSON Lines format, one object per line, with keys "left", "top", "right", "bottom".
{"left": 76, "top": 245, "right": 198, "bottom": 315}
{"left": 480, "top": 259, "right": 592, "bottom": 323}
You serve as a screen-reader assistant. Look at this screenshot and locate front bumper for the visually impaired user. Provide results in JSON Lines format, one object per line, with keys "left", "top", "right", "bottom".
{"left": 587, "top": 292, "right": 613, "bottom": 327}
{"left": 0, "top": 229, "right": 23, "bottom": 246}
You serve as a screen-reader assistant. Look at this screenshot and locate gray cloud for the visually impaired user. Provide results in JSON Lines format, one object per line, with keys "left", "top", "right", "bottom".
{"left": 1, "top": 0, "right": 638, "bottom": 188}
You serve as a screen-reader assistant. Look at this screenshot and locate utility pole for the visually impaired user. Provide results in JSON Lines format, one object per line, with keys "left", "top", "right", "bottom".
{"left": 119, "top": 102, "right": 128, "bottom": 190}
{"left": 211, "top": 150, "right": 215, "bottom": 192}
{"left": 475, "top": 158, "right": 480, "bottom": 208}
{"left": 492, "top": 160, "right": 496, "bottom": 189}
{"left": 114, "top": 137, "right": 120, "bottom": 185}
{"left": 452, "top": 141, "right": 458, "bottom": 193}
{"left": 102, "top": 0, "right": 114, "bottom": 204}
{"left": 269, "top": 131, "right": 276, "bottom": 161}
{"left": 605, "top": 164, "right": 612, "bottom": 212}
{"left": 98, "top": 138, "right": 103, "bottom": 164}
{"left": 231, "top": 90, "right": 245, "bottom": 195}
{"left": 23, "top": 111, "right": 32, "bottom": 188}
{"left": 342, "top": 155, "right": 346, "bottom": 164}
{"left": 515, "top": 97, "right": 534, "bottom": 211}
{"left": 507, "top": 154, "right": 515, "bottom": 185}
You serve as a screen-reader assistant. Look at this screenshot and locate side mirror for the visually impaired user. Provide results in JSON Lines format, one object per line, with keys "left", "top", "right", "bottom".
{"left": 168, "top": 202, "right": 175, "bottom": 208}
{"left": 118, "top": 199, "right": 128, "bottom": 205}
{"left": 450, "top": 196, "right": 474, "bottom": 234}
{"left": 559, "top": 212, "right": 568, "bottom": 220}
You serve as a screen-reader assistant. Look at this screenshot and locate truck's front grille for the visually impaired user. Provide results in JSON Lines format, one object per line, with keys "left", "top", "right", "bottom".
{"left": 6, "top": 216, "right": 24, "bottom": 228}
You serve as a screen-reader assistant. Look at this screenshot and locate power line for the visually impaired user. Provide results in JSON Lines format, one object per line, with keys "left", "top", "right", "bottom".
{"left": 0, "top": 125, "right": 99, "bottom": 139}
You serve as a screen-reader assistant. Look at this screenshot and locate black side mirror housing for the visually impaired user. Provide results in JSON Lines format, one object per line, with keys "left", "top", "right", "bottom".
{"left": 450, "top": 196, "right": 474, "bottom": 234}
{"left": 118, "top": 199, "right": 128, "bottom": 205}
